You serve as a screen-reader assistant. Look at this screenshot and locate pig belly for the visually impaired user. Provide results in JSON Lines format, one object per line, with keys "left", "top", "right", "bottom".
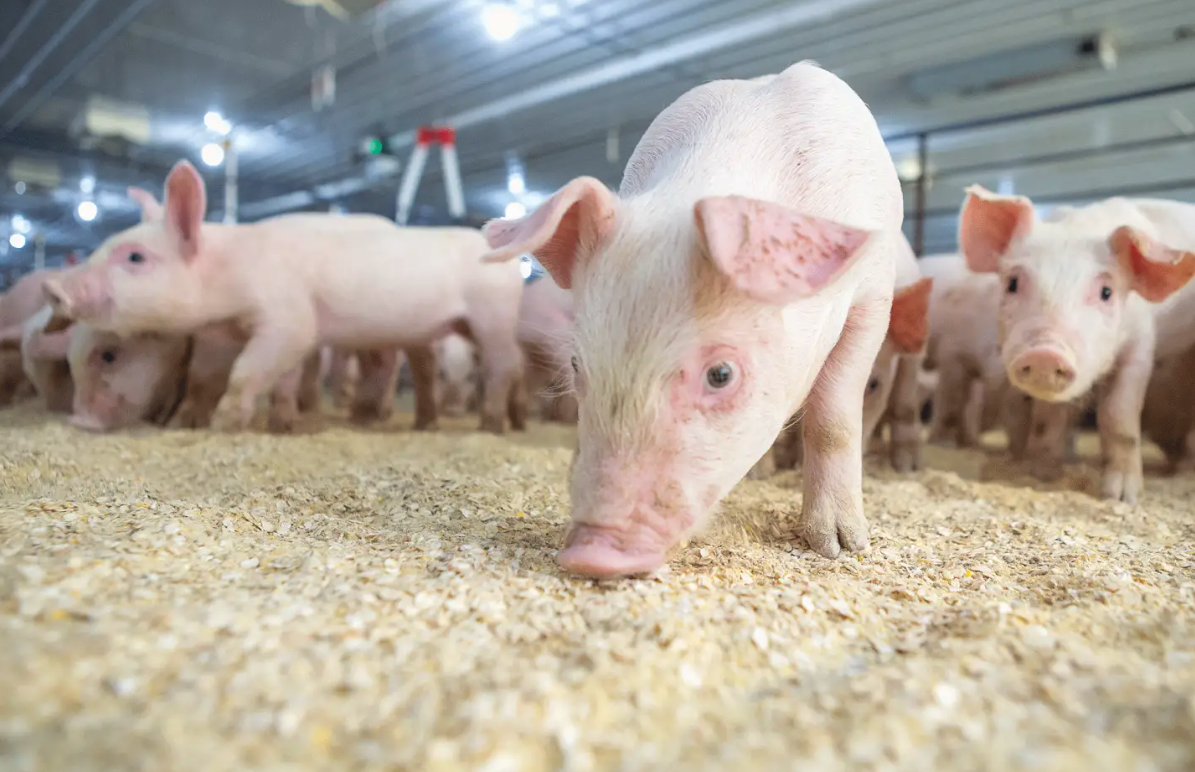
{"left": 315, "top": 301, "right": 468, "bottom": 349}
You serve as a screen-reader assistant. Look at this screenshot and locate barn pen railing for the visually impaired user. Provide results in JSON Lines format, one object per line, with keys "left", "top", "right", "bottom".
{"left": 891, "top": 78, "right": 1195, "bottom": 257}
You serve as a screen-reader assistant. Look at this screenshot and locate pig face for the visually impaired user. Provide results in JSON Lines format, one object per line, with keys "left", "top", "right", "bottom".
{"left": 67, "top": 323, "right": 190, "bottom": 431}
{"left": 43, "top": 161, "right": 208, "bottom": 337}
{"left": 481, "top": 177, "right": 877, "bottom": 577}
{"left": 960, "top": 186, "right": 1195, "bottom": 402}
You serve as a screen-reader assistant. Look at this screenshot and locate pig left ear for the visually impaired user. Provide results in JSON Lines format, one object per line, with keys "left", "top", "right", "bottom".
{"left": 888, "top": 277, "right": 933, "bottom": 353}
{"left": 958, "top": 185, "right": 1036, "bottom": 273}
{"left": 694, "top": 196, "right": 874, "bottom": 305}
{"left": 1109, "top": 226, "right": 1195, "bottom": 303}
{"left": 163, "top": 160, "right": 207, "bottom": 259}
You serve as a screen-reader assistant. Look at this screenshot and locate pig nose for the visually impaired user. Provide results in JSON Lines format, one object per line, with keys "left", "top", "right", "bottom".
{"left": 557, "top": 521, "right": 670, "bottom": 578}
{"left": 69, "top": 412, "right": 108, "bottom": 432}
{"left": 1010, "top": 348, "right": 1076, "bottom": 396}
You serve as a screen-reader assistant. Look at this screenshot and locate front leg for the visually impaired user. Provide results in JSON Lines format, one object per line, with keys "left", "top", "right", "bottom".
{"left": 1098, "top": 341, "right": 1153, "bottom": 504}
{"left": 212, "top": 324, "right": 316, "bottom": 433}
{"left": 800, "top": 299, "right": 889, "bottom": 558}
{"left": 887, "top": 353, "right": 924, "bottom": 472}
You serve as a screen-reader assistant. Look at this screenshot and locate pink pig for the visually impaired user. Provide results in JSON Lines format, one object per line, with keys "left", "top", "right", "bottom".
{"left": 0, "top": 305, "right": 74, "bottom": 413}
{"left": 480, "top": 61, "right": 905, "bottom": 576}
{"left": 960, "top": 188, "right": 1195, "bottom": 502}
{"left": 44, "top": 161, "right": 527, "bottom": 434}
{"left": 0, "top": 268, "right": 65, "bottom": 405}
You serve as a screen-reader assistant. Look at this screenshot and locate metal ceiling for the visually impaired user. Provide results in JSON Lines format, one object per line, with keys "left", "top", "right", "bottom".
{"left": 1, "top": 0, "right": 1193, "bottom": 271}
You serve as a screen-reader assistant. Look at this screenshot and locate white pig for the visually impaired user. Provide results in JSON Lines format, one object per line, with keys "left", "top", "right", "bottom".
{"left": 44, "top": 162, "right": 528, "bottom": 435}
{"left": 480, "top": 61, "right": 904, "bottom": 576}
{"left": 960, "top": 188, "right": 1195, "bottom": 502}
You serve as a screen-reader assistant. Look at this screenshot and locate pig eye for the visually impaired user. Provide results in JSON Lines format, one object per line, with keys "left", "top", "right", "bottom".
{"left": 867, "top": 377, "right": 880, "bottom": 394}
{"left": 705, "top": 362, "right": 736, "bottom": 390}
{"left": 100, "top": 350, "right": 116, "bottom": 364}
{"left": 1100, "top": 286, "right": 1113, "bottom": 302}
{"left": 128, "top": 252, "right": 145, "bottom": 264}
{"left": 1006, "top": 276, "right": 1018, "bottom": 294}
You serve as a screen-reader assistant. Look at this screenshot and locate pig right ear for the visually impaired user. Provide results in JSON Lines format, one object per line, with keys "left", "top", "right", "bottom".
{"left": 694, "top": 196, "right": 874, "bottom": 305}
{"left": 958, "top": 185, "right": 1036, "bottom": 273}
{"left": 163, "top": 160, "right": 207, "bottom": 259}
{"left": 480, "top": 176, "right": 616, "bottom": 290}
{"left": 128, "top": 186, "right": 164, "bottom": 223}
{"left": 1109, "top": 226, "right": 1195, "bottom": 303}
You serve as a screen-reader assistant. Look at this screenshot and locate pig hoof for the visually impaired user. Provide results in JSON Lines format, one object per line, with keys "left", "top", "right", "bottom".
{"left": 268, "top": 413, "right": 297, "bottom": 434}
{"left": 1102, "top": 470, "right": 1141, "bottom": 505}
{"left": 350, "top": 403, "right": 386, "bottom": 425}
{"left": 799, "top": 510, "right": 870, "bottom": 559}
{"left": 413, "top": 418, "right": 439, "bottom": 432}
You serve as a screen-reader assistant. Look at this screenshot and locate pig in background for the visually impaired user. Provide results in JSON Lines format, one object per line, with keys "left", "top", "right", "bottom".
{"left": 960, "top": 186, "right": 1195, "bottom": 503}
{"left": 45, "top": 160, "right": 528, "bottom": 435}
{"left": 1141, "top": 340, "right": 1195, "bottom": 474}
{"left": 0, "top": 267, "right": 65, "bottom": 405}
{"left": 434, "top": 333, "right": 480, "bottom": 417}
{"left": 482, "top": 61, "right": 905, "bottom": 576}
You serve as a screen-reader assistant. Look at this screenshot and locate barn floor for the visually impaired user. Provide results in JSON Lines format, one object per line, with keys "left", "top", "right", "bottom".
{"left": 1, "top": 399, "right": 1193, "bottom": 772}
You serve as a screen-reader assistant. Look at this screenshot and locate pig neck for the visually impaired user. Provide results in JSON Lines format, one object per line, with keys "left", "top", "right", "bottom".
{"left": 187, "top": 224, "right": 263, "bottom": 327}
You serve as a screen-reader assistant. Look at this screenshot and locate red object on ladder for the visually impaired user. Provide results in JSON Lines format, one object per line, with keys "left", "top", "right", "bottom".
{"left": 396, "top": 125, "right": 465, "bottom": 225}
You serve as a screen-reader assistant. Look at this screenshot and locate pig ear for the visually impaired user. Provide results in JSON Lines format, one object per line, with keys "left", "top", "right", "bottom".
{"left": 958, "top": 185, "right": 1036, "bottom": 273}
{"left": 163, "top": 160, "right": 206, "bottom": 259}
{"left": 480, "top": 176, "right": 616, "bottom": 290}
{"left": 128, "top": 186, "right": 164, "bottom": 223}
{"left": 888, "top": 277, "right": 933, "bottom": 353}
{"left": 694, "top": 195, "right": 874, "bottom": 305}
{"left": 1109, "top": 226, "right": 1195, "bottom": 303}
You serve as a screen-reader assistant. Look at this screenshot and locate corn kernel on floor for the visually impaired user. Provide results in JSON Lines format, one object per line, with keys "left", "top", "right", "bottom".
{"left": 1, "top": 398, "right": 1193, "bottom": 772}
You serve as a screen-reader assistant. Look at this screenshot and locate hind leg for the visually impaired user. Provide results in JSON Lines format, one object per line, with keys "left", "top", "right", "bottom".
{"left": 406, "top": 345, "right": 438, "bottom": 431}
{"left": 268, "top": 363, "right": 305, "bottom": 434}
{"left": 351, "top": 348, "right": 400, "bottom": 425}
{"left": 296, "top": 349, "right": 322, "bottom": 414}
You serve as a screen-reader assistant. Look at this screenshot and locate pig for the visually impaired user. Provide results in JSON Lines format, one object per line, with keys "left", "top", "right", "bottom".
{"left": 1141, "top": 341, "right": 1195, "bottom": 473}
{"left": 960, "top": 187, "right": 1195, "bottom": 503}
{"left": 517, "top": 272, "right": 578, "bottom": 423}
{"left": 44, "top": 161, "right": 528, "bottom": 435}
{"left": 434, "top": 333, "right": 479, "bottom": 416}
{"left": 326, "top": 347, "right": 360, "bottom": 409}
{"left": 479, "top": 61, "right": 905, "bottom": 576}
{"left": 0, "top": 268, "right": 64, "bottom": 405}
{"left": 4, "top": 306, "right": 75, "bottom": 413}
{"left": 919, "top": 252, "right": 1077, "bottom": 468}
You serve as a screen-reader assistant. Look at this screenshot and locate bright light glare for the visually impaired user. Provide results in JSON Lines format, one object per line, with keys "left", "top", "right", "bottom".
{"left": 482, "top": 3, "right": 522, "bottom": 41}
{"left": 204, "top": 111, "right": 232, "bottom": 135}
{"left": 504, "top": 201, "right": 527, "bottom": 219}
{"left": 77, "top": 200, "right": 99, "bottom": 222}
{"left": 540, "top": 3, "right": 559, "bottom": 17}
{"left": 9, "top": 233, "right": 26, "bottom": 249}
{"left": 201, "top": 142, "right": 225, "bottom": 167}
{"left": 10, "top": 214, "right": 30, "bottom": 234}
{"left": 507, "top": 171, "right": 525, "bottom": 195}
{"left": 80, "top": 175, "right": 96, "bottom": 194}
{"left": 519, "top": 255, "right": 533, "bottom": 279}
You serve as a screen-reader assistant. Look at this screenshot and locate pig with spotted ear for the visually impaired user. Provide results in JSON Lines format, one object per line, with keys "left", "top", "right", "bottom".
{"left": 959, "top": 187, "right": 1195, "bottom": 503}
{"left": 480, "top": 61, "right": 904, "bottom": 577}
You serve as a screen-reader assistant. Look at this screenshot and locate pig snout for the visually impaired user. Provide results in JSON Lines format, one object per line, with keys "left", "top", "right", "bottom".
{"left": 43, "top": 270, "right": 110, "bottom": 322}
{"left": 1008, "top": 348, "right": 1076, "bottom": 399}
{"left": 557, "top": 507, "right": 682, "bottom": 579}
{"left": 72, "top": 387, "right": 128, "bottom": 432}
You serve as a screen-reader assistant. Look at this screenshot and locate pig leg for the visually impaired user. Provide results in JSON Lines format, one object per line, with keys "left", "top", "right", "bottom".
{"left": 960, "top": 379, "right": 985, "bottom": 448}
{"left": 1022, "top": 399, "right": 1070, "bottom": 480}
{"left": 475, "top": 337, "right": 525, "bottom": 435}
{"left": 212, "top": 327, "right": 316, "bottom": 432}
{"left": 267, "top": 364, "right": 304, "bottom": 434}
{"left": 775, "top": 418, "right": 805, "bottom": 470}
{"left": 329, "top": 348, "right": 356, "bottom": 409}
{"left": 350, "top": 348, "right": 400, "bottom": 424}
{"left": 507, "top": 368, "right": 528, "bottom": 432}
{"left": 799, "top": 301, "right": 887, "bottom": 559}
{"left": 296, "top": 350, "right": 322, "bottom": 414}
{"left": 888, "top": 353, "right": 924, "bottom": 472}
{"left": 929, "top": 359, "right": 970, "bottom": 447}
{"left": 1097, "top": 344, "right": 1152, "bottom": 504}
{"left": 406, "top": 345, "right": 439, "bottom": 431}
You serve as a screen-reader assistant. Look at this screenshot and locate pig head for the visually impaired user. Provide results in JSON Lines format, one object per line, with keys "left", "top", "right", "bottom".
{"left": 959, "top": 186, "right": 1195, "bottom": 402}
{"left": 482, "top": 178, "right": 880, "bottom": 577}
{"left": 42, "top": 162, "right": 220, "bottom": 337}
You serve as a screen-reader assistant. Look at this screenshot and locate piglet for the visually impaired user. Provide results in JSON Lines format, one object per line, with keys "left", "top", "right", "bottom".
{"left": 44, "top": 162, "right": 528, "bottom": 434}
{"left": 517, "top": 272, "right": 578, "bottom": 423}
{"left": 0, "top": 268, "right": 65, "bottom": 405}
{"left": 960, "top": 188, "right": 1195, "bottom": 503}
{"left": 480, "top": 61, "right": 905, "bottom": 576}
